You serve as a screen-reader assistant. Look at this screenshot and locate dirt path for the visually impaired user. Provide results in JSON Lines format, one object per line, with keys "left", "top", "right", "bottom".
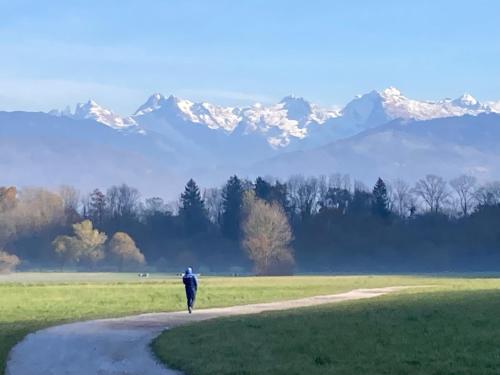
{"left": 6, "top": 286, "right": 412, "bottom": 375}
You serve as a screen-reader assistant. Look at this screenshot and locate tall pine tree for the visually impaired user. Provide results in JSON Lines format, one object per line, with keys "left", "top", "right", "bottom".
{"left": 372, "top": 177, "right": 390, "bottom": 218}
{"left": 88, "top": 188, "right": 106, "bottom": 226}
{"left": 179, "top": 179, "right": 208, "bottom": 234}
{"left": 221, "top": 175, "right": 244, "bottom": 240}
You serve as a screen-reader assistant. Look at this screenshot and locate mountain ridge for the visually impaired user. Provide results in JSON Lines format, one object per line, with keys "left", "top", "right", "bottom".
{"left": 50, "top": 87, "right": 500, "bottom": 150}
{"left": 252, "top": 112, "right": 500, "bottom": 183}
{"left": 2, "top": 88, "right": 499, "bottom": 199}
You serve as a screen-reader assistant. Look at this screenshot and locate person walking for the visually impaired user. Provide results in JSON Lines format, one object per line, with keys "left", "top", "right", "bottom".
{"left": 182, "top": 267, "right": 198, "bottom": 313}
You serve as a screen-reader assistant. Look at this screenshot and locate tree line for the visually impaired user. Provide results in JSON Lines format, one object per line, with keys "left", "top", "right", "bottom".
{"left": 1, "top": 172, "right": 500, "bottom": 274}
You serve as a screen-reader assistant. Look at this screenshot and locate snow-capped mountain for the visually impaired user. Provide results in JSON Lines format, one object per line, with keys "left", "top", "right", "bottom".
{"left": 452, "top": 93, "right": 483, "bottom": 110}
{"left": 51, "top": 88, "right": 498, "bottom": 149}
{"left": 131, "top": 93, "right": 339, "bottom": 148}
{"left": 253, "top": 113, "right": 500, "bottom": 184}
{"left": 235, "top": 96, "right": 339, "bottom": 147}
{"left": 134, "top": 93, "right": 241, "bottom": 131}
{"left": 51, "top": 99, "right": 137, "bottom": 129}
{"left": 337, "top": 87, "right": 495, "bottom": 133}
{"left": 7, "top": 87, "right": 495, "bottom": 198}
{"left": 487, "top": 100, "right": 500, "bottom": 113}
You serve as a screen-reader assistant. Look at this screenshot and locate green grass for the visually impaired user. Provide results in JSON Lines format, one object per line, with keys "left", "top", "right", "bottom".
{"left": 0, "top": 273, "right": 436, "bottom": 374}
{"left": 153, "top": 278, "right": 500, "bottom": 375}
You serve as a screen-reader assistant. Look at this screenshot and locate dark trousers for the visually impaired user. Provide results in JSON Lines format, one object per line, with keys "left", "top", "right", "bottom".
{"left": 185, "top": 288, "right": 196, "bottom": 308}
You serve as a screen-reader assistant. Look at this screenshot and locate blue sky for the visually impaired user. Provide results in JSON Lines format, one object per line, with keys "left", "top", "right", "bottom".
{"left": 1, "top": 0, "right": 499, "bottom": 114}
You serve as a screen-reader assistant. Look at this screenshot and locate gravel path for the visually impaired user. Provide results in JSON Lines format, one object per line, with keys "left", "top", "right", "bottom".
{"left": 6, "top": 286, "right": 411, "bottom": 375}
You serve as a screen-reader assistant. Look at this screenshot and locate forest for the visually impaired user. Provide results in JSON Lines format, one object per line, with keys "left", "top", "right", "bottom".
{"left": 1, "top": 173, "right": 500, "bottom": 274}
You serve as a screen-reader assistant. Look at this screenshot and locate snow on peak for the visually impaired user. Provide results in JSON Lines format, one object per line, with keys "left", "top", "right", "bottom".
{"left": 341, "top": 87, "right": 492, "bottom": 129}
{"left": 132, "top": 93, "right": 339, "bottom": 148}
{"left": 51, "top": 99, "right": 137, "bottom": 129}
{"left": 452, "top": 93, "right": 480, "bottom": 109}
{"left": 51, "top": 88, "right": 500, "bottom": 151}
{"left": 487, "top": 100, "right": 500, "bottom": 114}
{"left": 278, "top": 95, "right": 340, "bottom": 122}
{"left": 74, "top": 99, "right": 137, "bottom": 128}
{"left": 380, "top": 86, "right": 402, "bottom": 98}
{"left": 238, "top": 96, "right": 339, "bottom": 147}
{"left": 134, "top": 93, "right": 240, "bottom": 131}
{"left": 134, "top": 93, "right": 166, "bottom": 116}
{"left": 151, "top": 93, "right": 165, "bottom": 101}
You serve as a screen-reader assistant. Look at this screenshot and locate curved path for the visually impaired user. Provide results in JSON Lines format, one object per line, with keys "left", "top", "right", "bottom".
{"left": 6, "top": 286, "right": 411, "bottom": 375}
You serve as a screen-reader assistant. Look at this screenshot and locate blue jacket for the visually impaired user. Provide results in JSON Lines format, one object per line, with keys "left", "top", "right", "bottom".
{"left": 182, "top": 269, "right": 198, "bottom": 295}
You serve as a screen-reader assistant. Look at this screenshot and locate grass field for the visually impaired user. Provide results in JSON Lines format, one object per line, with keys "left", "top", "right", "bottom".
{"left": 153, "top": 278, "right": 500, "bottom": 375}
{"left": 3, "top": 274, "right": 500, "bottom": 375}
{"left": 0, "top": 273, "right": 438, "bottom": 374}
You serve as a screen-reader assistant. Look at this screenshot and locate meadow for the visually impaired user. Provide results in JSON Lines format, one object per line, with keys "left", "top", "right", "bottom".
{"left": 1, "top": 274, "right": 498, "bottom": 375}
{"left": 0, "top": 273, "right": 437, "bottom": 374}
{"left": 154, "top": 278, "right": 500, "bottom": 375}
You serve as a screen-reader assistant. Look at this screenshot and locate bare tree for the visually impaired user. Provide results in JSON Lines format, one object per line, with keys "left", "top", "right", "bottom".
{"left": 474, "top": 181, "right": 500, "bottom": 207}
{"left": 287, "top": 175, "right": 319, "bottom": 220}
{"left": 286, "top": 175, "right": 300, "bottom": 215}
{"left": 59, "top": 185, "right": 80, "bottom": 213}
{"left": 0, "top": 250, "right": 20, "bottom": 273}
{"left": 354, "top": 180, "right": 369, "bottom": 193}
{"left": 242, "top": 192, "right": 294, "bottom": 275}
{"left": 322, "top": 174, "right": 352, "bottom": 212}
{"left": 144, "top": 197, "right": 167, "bottom": 214}
{"left": 108, "top": 232, "right": 145, "bottom": 271}
{"left": 203, "top": 187, "right": 223, "bottom": 224}
{"left": 107, "top": 184, "right": 140, "bottom": 219}
{"left": 390, "top": 179, "right": 413, "bottom": 217}
{"left": 324, "top": 186, "right": 351, "bottom": 213}
{"left": 317, "top": 175, "right": 329, "bottom": 207}
{"left": 59, "top": 185, "right": 80, "bottom": 223}
{"left": 450, "top": 175, "right": 477, "bottom": 216}
{"left": 413, "top": 175, "right": 450, "bottom": 213}
{"left": 384, "top": 182, "right": 395, "bottom": 213}
{"left": 329, "top": 173, "right": 351, "bottom": 191}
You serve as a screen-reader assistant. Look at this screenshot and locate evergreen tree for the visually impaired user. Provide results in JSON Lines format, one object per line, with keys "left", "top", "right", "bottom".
{"left": 221, "top": 175, "right": 244, "bottom": 240}
{"left": 255, "top": 177, "right": 272, "bottom": 201}
{"left": 179, "top": 179, "right": 208, "bottom": 234}
{"left": 255, "top": 177, "right": 289, "bottom": 211}
{"left": 88, "top": 189, "right": 106, "bottom": 226}
{"left": 270, "top": 181, "right": 289, "bottom": 211}
{"left": 372, "top": 177, "right": 390, "bottom": 218}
